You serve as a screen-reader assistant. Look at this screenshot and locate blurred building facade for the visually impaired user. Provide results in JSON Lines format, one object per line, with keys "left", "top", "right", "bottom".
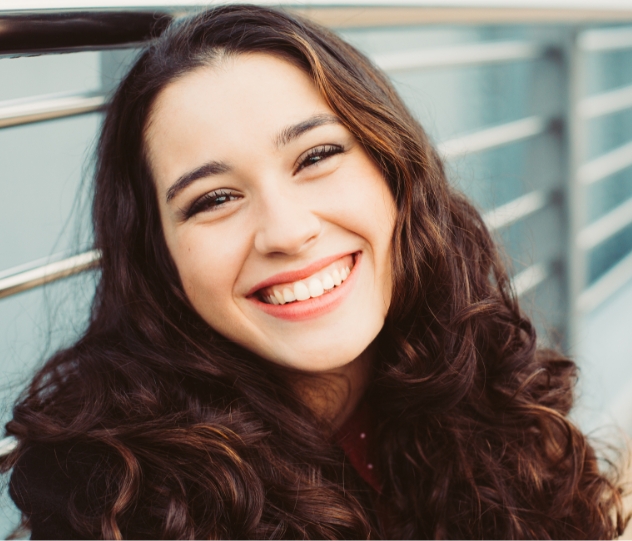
{"left": 1, "top": 1, "right": 632, "bottom": 536}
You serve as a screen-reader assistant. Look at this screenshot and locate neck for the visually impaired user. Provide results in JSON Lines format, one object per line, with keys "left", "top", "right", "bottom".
{"left": 292, "top": 344, "right": 375, "bottom": 433}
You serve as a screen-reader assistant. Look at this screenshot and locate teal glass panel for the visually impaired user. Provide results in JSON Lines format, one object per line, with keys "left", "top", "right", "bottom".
{"left": 586, "top": 166, "right": 632, "bottom": 223}
{"left": 588, "top": 222, "right": 632, "bottom": 284}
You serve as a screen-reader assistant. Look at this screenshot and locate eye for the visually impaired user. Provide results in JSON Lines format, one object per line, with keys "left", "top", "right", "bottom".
{"left": 295, "top": 144, "right": 344, "bottom": 173}
{"left": 183, "top": 189, "right": 240, "bottom": 219}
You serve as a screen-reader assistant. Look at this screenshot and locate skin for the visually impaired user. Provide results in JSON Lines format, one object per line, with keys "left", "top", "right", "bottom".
{"left": 145, "top": 53, "right": 396, "bottom": 427}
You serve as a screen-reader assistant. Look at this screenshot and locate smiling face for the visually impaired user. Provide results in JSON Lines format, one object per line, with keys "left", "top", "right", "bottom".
{"left": 145, "top": 53, "right": 396, "bottom": 373}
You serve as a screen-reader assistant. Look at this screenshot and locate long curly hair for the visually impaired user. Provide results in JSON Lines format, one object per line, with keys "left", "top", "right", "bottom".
{"left": 2, "top": 5, "right": 627, "bottom": 539}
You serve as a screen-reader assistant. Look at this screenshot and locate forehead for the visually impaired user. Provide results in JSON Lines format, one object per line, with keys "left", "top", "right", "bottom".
{"left": 144, "top": 53, "right": 331, "bottom": 168}
{"left": 144, "top": 53, "right": 335, "bottom": 193}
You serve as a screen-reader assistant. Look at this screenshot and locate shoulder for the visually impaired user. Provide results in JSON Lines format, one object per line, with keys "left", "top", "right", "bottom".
{"left": 10, "top": 441, "right": 111, "bottom": 539}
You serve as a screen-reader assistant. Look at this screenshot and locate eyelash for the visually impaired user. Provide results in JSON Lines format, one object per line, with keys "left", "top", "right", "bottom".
{"left": 295, "top": 144, "right": 344, "bottom": 173}
{"left": 184, "top": 189, "right": 239, "bottom": 219}
{"left": 183, "top": 144, "right": 345, "bottom": 219}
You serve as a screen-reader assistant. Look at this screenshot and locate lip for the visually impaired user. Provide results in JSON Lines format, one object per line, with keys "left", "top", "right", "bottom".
{"left": 248, "top": 252, "right": 361, "bottom": 321}
{"left": 246, "top": 251, "right": 358, "bottom": 297}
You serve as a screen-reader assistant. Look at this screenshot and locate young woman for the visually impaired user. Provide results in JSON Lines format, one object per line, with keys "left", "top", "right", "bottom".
{"left": 2, "top": 4, "right": 627, "bottom": 539}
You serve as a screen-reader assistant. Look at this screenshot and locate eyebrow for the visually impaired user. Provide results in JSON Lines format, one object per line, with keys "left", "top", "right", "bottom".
{"left": 165, "top": 113, "right": 342, "bottom": 203}
{"left": 166, "top": 161, "right": 230, "bottom": 203}
{"left": 275, "top": 114, "right": 341, "bottom": 148}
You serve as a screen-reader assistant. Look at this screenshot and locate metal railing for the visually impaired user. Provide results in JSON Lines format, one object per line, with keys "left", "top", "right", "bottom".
{"left": 0, "top": 11, "right": 563, "bottom": 302}
{"left": 1, "top": 2, "right": 632, "bottom": 456}
{"left": 568, "top": 25, "right": 632, "bottom": 341}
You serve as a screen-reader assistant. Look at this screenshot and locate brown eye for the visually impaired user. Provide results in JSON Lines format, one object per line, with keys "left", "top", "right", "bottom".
{"left": 296, "top": 145, "right": 344, "bottom": 173}
{"left": 184, "top": 189, "right": 240, "bottom": 219}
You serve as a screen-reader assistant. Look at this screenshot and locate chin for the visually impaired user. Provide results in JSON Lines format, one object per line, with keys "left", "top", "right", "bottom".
{"left": 263, "top": 329, "right": 380, "bottom": 373}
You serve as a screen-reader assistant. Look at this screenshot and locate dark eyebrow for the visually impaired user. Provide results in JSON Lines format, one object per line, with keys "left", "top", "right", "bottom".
{"left": 275, "top": 114, "right": 341, "bottom": 148}
{"left": 166, "top": 161, "right": 230, "bottom": 203}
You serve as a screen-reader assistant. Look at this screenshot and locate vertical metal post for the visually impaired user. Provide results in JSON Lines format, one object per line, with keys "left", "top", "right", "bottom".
{"left": 566, "top": 28, "right": 588, "bottom": 354}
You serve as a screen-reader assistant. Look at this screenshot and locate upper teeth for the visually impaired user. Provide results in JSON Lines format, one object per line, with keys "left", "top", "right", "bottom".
{"left": 261, "top": 261, "right": 352, "bottom": 305}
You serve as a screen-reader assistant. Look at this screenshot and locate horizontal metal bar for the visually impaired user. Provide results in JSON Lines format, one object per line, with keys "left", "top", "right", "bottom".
{"left": 438, "top": 116, "right": 549, "bottom": 160}
{"left": 577, "top": 139, "right": 632, "bottom": 185}
{"left": 5, "top": 1, "right": 632, "bottom": 11}
{"left": 577, "top": 249, "right": 632, "bottom": 313}
{"left": 578, "top": 26, "right": 632, "bottom": 52}
{"left": 373, "top": 41, "right": 546, "bottom": 72}
{"left": 579, "top": 84, "right": 632, "bottom": 119}
{"left": 577, "top": 197, "right": 632, "bottom": 250}
{"left": 483, "top": 190, "right": 551, "bottom": 232}
{"left": 0, "top": 11, "right": 170, "bottom": 57}
{"left": 512, "top": 262, "right": 550, "bottom": 297}
{"left": 0, "top": 91, "right": 107, "bottom": 129}
{"left": 0, "top": 437, "right": 17, "bottom": 457}
{"left": 0, "top": 250, "right": 100, "bottom": 300}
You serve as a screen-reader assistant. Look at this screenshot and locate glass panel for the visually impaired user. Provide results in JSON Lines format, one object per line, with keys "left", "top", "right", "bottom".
{"left": 585, "top": 108, "right": 632, "bottom": 160}
{"left": 584, "top": 47, "right": 632, "bottom": 97}
{"left": 588, "top": 222, "right": 632, "bottom": 284}
{"left": 586, "top": 166, "right": 632, "bottom": 223}
{"left": 446, "top": 133, "right": 560, "bottom": 213}
{"left": 0, "top": 51, "right": 102, "bottom": 536}
{"left": 339, "top": 25, "right": 543, "bottom": 143}
{"left": 389, "top": 59, "right": 535, "bottom": 143}
{"left": 0, "top": 52, "right": 100, "bottom": 102}
{"left": 0, "top": 114, "right": 98, "bottom": 272}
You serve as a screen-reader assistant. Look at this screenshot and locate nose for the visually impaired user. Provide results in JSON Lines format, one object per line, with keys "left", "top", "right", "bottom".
{"left": 253, "top": 187, "right": 322, "bottom": 256}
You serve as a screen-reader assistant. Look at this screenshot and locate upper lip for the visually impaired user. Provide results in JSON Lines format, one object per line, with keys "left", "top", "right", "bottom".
{"left": 246, "top": 251, "right": 356, "bottom": 297}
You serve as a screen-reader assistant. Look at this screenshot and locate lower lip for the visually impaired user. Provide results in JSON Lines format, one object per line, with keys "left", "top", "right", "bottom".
{"left": 248, "top": 252, "right": 361, "bottom": 321}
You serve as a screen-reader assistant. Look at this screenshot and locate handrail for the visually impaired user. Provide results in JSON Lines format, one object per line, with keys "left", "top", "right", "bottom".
{"left": 0, "top": 90, "right": 107, "bottom": 129}
{"left": 0, "top": 250, "right": 100, "bottom": 300}
{"left": 0, "top": 11, "right": 170, "bottom": 57}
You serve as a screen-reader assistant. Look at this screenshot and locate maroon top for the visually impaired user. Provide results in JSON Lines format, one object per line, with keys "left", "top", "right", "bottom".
{"left": 333, "top": 400, "right": 381, "bottom": 493}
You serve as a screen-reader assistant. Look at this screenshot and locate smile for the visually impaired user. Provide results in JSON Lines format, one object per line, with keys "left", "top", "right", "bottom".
{"left": 248, "top": 252, "right": 360, "bottom": 321}
{"left": 258, "top": 254, "right": 354, "bottom": 305}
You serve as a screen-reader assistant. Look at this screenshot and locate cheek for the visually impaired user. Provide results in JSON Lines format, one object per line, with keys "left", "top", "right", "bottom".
{"left": 329, "top": 163, "right": 396, "bottom": 256}
{"left": 168, "top": 227, "right": 243, "bottom": 312}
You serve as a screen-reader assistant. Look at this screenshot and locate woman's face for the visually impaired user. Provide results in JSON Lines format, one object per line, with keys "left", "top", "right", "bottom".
{"left": 146, "top": 53, "right": 396, "bottom": 372}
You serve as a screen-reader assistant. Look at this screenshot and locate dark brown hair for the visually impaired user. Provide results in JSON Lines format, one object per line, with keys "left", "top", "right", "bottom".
{"left": 2, "top": 4, "right": 627, "bottom": 538}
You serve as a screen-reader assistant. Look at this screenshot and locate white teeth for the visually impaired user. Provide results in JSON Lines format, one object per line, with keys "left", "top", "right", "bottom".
{"left": 294, "top": 282, "right": 310, "bottom": 301}
{"left": 262, "top": 259, "right": 354, "bottom": 304}
{"left": 273, "top": 289, "right": 285, "bottom": 305}
{"left": 282, "top": 287, "right": 296, "bottom": 303}
{"left": 308, "top": 278, "right": 324, "bottom": 297}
